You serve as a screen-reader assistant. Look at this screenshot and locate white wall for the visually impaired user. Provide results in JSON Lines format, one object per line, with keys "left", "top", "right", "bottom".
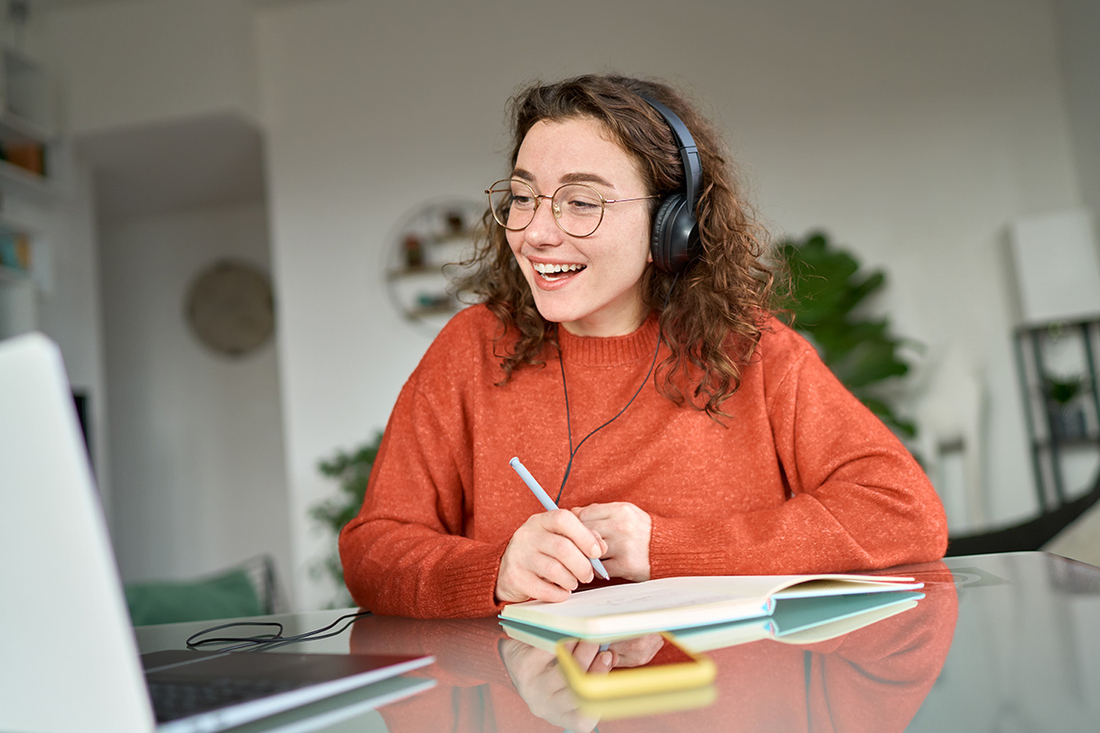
{"left": 37, "top": 0, "right": 291, "bottom": 594}
{"left": 1054, "top": 0, "right": 1100, "bottom": 218}
{"left": 253, "top": 0, "right": 1090, "bottom": 609}
{"left": 98, "top": 202, "right": 292, "bottom": 584}
{"left": 43, "top": 0, "right": 259, "bottom": 135}
{"left": 736, "top": 1, "right": 1081, "bottom": 528}
{"left": 33, "top": 161, "right": 113, "bottom": 518}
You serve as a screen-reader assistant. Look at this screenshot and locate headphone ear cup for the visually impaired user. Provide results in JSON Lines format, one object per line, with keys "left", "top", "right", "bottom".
{"left": 650, "top": 194, "right": 698, "bottom": 273}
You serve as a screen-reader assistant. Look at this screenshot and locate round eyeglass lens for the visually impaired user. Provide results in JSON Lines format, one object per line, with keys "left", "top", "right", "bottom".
{"left": 487, "top": 180, "right": 535, "bottom": 231}
{"left": 552, "top": 184, "right": 605, "bottom": 237}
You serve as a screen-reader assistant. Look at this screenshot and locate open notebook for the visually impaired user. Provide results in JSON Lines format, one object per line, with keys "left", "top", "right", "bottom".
{"left": 502, "top": 588, "right": 923, "bottom": 652}
{"left": 500, "top": 573, "right": 924, "bottom": 638}
{"left": 0, "top": 333, "right": 435, "bottom": 733}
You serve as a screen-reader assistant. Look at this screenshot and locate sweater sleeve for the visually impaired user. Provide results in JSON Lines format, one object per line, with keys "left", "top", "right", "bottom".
{"left": 649, "top": 334, "right": 948, "bottom": 577}
{"left": 339, "top": 318, "right": 508, "bottom": 618}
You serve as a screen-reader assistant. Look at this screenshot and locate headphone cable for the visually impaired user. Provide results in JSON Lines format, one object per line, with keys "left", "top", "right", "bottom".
{"left": 184, "top": 611, "right": 373, "bottom": 653}
{"left": 555, "top": 274, "right": 678, "bottom": 504}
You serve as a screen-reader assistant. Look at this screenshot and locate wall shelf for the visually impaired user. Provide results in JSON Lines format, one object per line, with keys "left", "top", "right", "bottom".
{"left": 384, "top": 198, "right": 482, "bottom": 335}
{"left": 0, "top": 156, "right": 51, "bottom": 197}
{"left": 0, "top": 107, "right": 55, "bottom": 146}
{"left": 0, "top": 45, "right": 58, "bottom": 338}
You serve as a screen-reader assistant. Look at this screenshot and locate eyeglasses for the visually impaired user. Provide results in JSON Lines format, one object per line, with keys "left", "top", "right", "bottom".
{"left": 485, "top": 179, "right": 658, "bottom": 238}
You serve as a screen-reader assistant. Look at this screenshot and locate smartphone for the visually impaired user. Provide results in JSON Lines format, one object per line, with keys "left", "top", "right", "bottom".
{"left": 554, "top": 632, "right": 716, "bottom": 699}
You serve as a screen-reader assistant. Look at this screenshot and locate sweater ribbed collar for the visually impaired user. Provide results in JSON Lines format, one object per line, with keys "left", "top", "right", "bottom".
{"left": 556, "top": 311, "right": 662, "bottom": 367}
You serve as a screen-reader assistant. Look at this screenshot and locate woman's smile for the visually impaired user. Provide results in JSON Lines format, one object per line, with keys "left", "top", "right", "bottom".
{"left": 530, "top": 260, "right": 587, "bottom": 284}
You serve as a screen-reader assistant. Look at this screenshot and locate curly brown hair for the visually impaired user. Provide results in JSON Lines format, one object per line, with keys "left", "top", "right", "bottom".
{"left": 458, "top": 74, "right": 777, "bottom": 418}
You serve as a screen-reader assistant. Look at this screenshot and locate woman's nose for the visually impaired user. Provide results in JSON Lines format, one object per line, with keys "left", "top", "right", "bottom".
{"left": 522, "top": 197, "right": 564, "bottom": 246}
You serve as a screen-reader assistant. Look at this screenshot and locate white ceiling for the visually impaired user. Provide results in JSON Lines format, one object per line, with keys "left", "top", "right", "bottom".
{"left": 77, "top": 112, "right": 267, "bottom": 223}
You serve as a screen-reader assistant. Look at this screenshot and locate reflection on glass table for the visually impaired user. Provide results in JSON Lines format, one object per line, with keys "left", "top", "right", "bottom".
{"left": 133, "top": 552, "right": 1100, "bottom": 732}
{"left": 346, "top": 563, "right": 958, "bottom": 732}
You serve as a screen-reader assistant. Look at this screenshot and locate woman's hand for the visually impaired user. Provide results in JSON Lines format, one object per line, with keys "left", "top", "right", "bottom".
{"left": 499, "top": 639, "right": 606, "bottom": 732}
{"left": 496, "top": 509, "right": 608, "bottom": 603}
{"left": 573, "top": 502, "right": 652, "bottom": 581}
{"left": 606, "top": 633, "right": 665, "bottom": 667}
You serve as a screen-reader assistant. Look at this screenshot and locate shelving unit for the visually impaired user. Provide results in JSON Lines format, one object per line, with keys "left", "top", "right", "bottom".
{"left": 0, "top": 43, "right": 58, "bottom": 339}
{"left": 0, "top": 47, "right": 56, "bottom": 196}
{"left": 1013, "top": 317, "right": 1100, "bottom": 512}
{"left": 384, "top": 199, "right": 482, "bottom": 334}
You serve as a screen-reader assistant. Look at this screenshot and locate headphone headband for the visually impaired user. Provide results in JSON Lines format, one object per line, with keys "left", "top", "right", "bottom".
{"left": 638, "top": 95, "right": 702, "bottom": 206}
{"left": 638, "top": 93, "right": 703, "bottom": 273}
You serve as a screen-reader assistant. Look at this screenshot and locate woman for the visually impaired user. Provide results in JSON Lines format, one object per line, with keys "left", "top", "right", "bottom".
{"left": 339, "top": 74, "right": 947, "bottom": 618}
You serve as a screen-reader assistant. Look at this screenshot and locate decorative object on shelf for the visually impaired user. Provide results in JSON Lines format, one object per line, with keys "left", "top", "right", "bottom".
{"left": 184, "top": 259, "right": 275, "bottom": 358}
{"left": 0, "top": 226, "right": 30, "bottom": 273}
{"left": 384, "top": 198, "right": 482, "bottom": 335}
{"left": 776, "top": 230, "right": 919, "bottom": 438}
{"left": 0, "top": 139, "right": 44, "bottom": 177}
{"left": 401, "top": 234, "right": 424, "bottom": 269}
{"left": 1042, "top": 372, "right": 1091, "bottom": 441}
{"left": 0, "top": 209, "right": 38, "bottom": 340}
{"left": 0, "top": 212, "right": 43, "bottom": 294}
{"left": 310, "top": 431, "right": 384, "bottom": 608}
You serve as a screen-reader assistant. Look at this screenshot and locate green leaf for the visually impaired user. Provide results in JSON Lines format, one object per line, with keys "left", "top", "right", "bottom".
{"left": 779, "top": 231, "right": 918, "bottom": 439}
{"left": 309, "top": 430, "right": 384, "bottom": 606}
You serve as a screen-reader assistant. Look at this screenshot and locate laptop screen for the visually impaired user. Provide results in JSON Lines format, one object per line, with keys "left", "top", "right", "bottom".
{"left": 0, "top": 333, "right": 157, "bottom": 732}
{"left": 0, "top": 334, "right": 434, "bottom": 733}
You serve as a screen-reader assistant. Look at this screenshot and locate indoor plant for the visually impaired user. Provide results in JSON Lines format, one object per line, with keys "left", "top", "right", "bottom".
{"left": 775, "top": 231, "right": 918, "bottom": 437}
{"left": 1041, "top": 373, "right": 1089, "bottom": 440}
{"left": 310, "top": 431, "right": 383, "bottom": 607}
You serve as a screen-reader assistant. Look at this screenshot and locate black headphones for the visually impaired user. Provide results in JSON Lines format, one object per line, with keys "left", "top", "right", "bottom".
{"left": 640, "top": 94, "right": 703, "bottom": 274}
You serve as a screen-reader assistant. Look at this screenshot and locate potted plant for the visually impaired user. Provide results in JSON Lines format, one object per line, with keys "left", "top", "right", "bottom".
{"left": 775, "top": 231, "right": 918, "bottom": 438}
{"left": 1042, "top": 373, "right": 1089, "bottom": 440}
{"left": 310, "top": 431, "right": 383, "bottom": 607}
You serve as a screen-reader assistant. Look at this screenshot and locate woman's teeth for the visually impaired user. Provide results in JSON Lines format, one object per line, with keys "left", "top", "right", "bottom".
{"left": 533, "top": 262, "right": 586, "bottom": 281}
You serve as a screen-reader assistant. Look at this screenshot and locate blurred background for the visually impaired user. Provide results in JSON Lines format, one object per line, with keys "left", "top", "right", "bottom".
{"left": 1, "top": 0, "right": 1097, "bottom": 611}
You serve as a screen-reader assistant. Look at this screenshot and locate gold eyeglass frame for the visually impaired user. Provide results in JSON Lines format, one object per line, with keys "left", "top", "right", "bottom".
{"left": 485, "top": 178, "right": 658, "bottom": 238}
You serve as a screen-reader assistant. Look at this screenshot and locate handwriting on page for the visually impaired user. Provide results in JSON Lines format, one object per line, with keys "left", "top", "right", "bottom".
{"left": 584, "top": 592, "right": 734, "bottom": 616}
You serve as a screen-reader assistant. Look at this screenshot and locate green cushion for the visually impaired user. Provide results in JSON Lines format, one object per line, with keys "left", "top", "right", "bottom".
{"left": 125, "top": 567, "right": 264, "bottom": 626}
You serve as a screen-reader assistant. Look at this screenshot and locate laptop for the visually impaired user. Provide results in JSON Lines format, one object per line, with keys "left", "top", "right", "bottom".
{"left": 0, "top": 333, "right": 435, "bottom": 733}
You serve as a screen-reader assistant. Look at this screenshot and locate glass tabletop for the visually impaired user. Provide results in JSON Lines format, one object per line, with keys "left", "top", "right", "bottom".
{"left": 134, "top": 551, "right": 1100, "bottom": 732}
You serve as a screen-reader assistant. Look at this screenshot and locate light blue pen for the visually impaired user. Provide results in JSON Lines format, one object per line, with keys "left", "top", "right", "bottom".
{"left": 509, "top": 456, "right": 610, "bottom": 580}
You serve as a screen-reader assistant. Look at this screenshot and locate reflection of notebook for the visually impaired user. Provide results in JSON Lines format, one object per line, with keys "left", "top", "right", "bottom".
{"left": 0, "top": 333, "right": 435, "bottom": 732}
{"left": 501, "top": 590, "right": 922, "bottom": 654}
{"left": 674, "top": 590, "right": 922, "bottom": 652}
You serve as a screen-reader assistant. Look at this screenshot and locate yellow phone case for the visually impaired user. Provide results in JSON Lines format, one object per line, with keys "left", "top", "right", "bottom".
{"left": 555, "top": 632, "right": 717, "bottom": 699}
{"left": 575, "top": 684, "right": 717, "bottom": 720}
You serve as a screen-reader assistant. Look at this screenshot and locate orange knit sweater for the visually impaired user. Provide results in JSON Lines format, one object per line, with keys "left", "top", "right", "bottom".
{"left": 339, "top": 305, "right": 947, "bottom": 618}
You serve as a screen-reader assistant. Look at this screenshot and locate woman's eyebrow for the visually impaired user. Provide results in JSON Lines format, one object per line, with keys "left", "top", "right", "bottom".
{"left": 561, "top": 172, "right": 614, "bottom": 188}
{"left": 510, "top": 168, "right": 615, "bottom": 189}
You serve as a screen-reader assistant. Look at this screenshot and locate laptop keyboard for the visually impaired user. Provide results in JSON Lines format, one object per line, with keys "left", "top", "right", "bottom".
{"left": 148, "top": 677, "right": 303, "bottom": 722}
